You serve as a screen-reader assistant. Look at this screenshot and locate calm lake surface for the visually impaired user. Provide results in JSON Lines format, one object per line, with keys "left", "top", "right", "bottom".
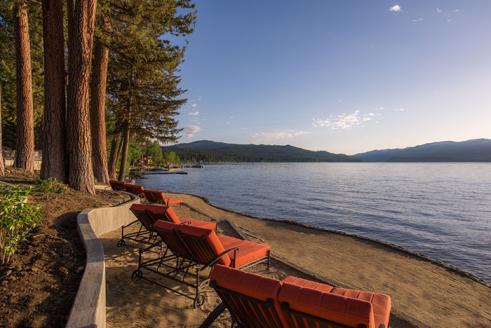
{"left": 137, "top": 163, "right": 491, "bottom": 284}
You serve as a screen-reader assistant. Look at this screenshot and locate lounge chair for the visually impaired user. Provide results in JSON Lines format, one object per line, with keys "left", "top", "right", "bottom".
{"left": 145, "top": 204, "right": 215, "bottom": 229}
{"left": 124, "top": 183, "right": 145, "bottom": 198}
{"left": 109, "top": 179, "right": 126, "bottom": 191}
{"left": 202, "top": 265, "right": 392, "bottom": 328}
{"left": 117, "top": 204, "right": 160, "bottom": 247}
{"left": 132, "top": 220, "right": 271, "bottom": 307}
{"left": 143, "top": 189, "right": 184, "bottom": 206}
{"left": 202, "top": 263, "right": 283, "bottom": 327}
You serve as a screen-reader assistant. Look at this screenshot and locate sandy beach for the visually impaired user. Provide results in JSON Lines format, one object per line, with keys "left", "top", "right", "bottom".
{"left": 102, "top": 192, "right": 491, "bottom": 327}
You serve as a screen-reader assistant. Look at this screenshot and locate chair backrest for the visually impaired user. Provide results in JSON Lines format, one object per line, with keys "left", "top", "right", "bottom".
{"left": 278, "top": 276, "right": 375, "bottom": 328}
{"left": 210, "top": 265, "right": 285, "bottom": 328}
{"left": 125, "top": 183, "right": 145, "bottom": 197}
{"left": 109, "top": 180, "right": 126, "bottom": 191}
{"left": 153, "top": 220, "right": 192, "bottom": 259}
{"left": 144, "top": 204, "right": 181, "bottom": 224}
{"left": 129, "top": 204, "right": 159, "bottom": 231}
{"left": 143, "top": 189, "right": 165, "bottom": 204}
{"left": 175, "top": 224, "right": 231, "bottom": 266}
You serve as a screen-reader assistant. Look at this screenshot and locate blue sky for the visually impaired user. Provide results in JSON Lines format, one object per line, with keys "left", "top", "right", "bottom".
{"left": 176, "top": 0, "right": 491, "bottom": 154}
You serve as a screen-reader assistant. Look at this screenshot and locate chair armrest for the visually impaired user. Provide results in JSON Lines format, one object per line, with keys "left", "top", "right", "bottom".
{"left": 201, "top": 247, "right": 239, "bottom": 270}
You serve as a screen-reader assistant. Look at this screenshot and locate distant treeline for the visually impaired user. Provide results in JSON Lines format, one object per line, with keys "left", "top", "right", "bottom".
{"left": 163, "top": 140, "right": 360, "bottom": 162}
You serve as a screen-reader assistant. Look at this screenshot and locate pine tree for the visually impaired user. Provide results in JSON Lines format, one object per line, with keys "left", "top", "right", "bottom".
{"left": 13, "top": 0, "right": 35, "bottom": 172}
{"left": 105, "top": 0, "right": 195, "bottom": 180}
{"left": 66, "top": 0, "right": 97, "bottom": 193}
{"left": 89, "top": 3, "right": 111, "bottom": 183}
{"left": 40, "top": 0, "right": 66, "bottom": 181}
{"left": 107, "top": 133, "right": 122, "bottom": 178}
{"left": 0, "top": 1, "right": 44, "bottom": 153}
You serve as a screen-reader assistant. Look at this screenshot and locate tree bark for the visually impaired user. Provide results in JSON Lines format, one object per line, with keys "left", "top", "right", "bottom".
{"left": 66, "top": 0, "right": 97, "bottom": 193}
{"left": 89, "top": 40, "right": 110, "bottom": 183}
{"left": 0, "top": 84, "right": 5, "bottom": 175}
{"left": 117, "top": 123, "right": 130, "bottom": 181}
{"left": 107, "top": 133, "right": 121, "bottom": 179}
{"left": 41, "top": 0, "right": 66, "bottom": 181}
{"left": 13, "top": 1, "right": 35, "bottom": 173}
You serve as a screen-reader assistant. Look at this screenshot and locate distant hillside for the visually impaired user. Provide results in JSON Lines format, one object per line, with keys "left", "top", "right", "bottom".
{"left": 163, "top": 140, "right": 360, "bottom": 162}
{"left": 355, "top": 139, "right": 491, "bottom": 162}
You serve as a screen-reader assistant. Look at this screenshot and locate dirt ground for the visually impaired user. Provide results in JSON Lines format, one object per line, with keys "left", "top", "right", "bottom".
{"left": 0, "top": 169, "right": 129, "bottom": 328}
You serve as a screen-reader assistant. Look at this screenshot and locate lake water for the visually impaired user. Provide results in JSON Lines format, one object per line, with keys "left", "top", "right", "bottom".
{"left": 137, "top": 163, "right": 491, "bottom": 284}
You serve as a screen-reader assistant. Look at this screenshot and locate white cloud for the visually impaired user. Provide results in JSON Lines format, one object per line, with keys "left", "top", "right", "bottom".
{"left": 395, "top": 108, "right": 406, "bottom": 112}
{"left": 453, "top": 9, "right": 460, "bottom": 13}
{"left": 252, "top": 130, "right": 309, "bottom": 143}
{"left": 389, "top": 5, "right": 401, "bottom": 13}
{"left": 188, "top": 110, "right": 200, "bottom": 116}
{"left": 312, "top": 110, "right": 379, "bottom": 130}
{"left": 183, "top": 125, "right": 201, "bottom": 138}
{"left": 436, "top": 8, "right": 443, "bottom": 14}
{"left": 411, "top": 18, "right": 424, "bottom": 23}
{"left": 191, "top": 103, "right": 198, "bottom": 108}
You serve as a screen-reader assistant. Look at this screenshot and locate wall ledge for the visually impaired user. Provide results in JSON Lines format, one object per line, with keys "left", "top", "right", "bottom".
{"left": 66, "top": 193, "right": 140, "bottom": 328}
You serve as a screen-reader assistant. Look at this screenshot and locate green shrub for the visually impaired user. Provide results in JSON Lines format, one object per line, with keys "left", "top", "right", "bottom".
{"left": 0, "top": 185, "right": 42, "bottom": 264}
{"left": 34, "top": 178, "right": 68, "bottom": 194}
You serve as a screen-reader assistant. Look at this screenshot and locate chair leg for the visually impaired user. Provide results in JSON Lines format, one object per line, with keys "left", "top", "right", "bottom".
{"left": 199, "top": 302, "right": 227, "bottom": 328}
{"left": 194, "top": 271, "right": 200, "bottom": 308}
{"left": 117, "top": 226, "right": 126, "bottom": 247}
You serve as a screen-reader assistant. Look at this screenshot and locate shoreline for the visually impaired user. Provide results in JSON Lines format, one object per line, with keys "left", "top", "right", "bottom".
{"left": 164, "top": 190, "right": 490, "bottom": 288}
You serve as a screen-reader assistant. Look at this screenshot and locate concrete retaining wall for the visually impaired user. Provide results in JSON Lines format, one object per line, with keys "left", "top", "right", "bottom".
{"left": 66, "top": 194, "right": 140, "bottom": 328}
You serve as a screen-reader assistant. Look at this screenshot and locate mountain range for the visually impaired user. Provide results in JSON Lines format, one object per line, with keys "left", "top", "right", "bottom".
{"left": 355, "top": 139, "right": 491, "bottom": 162}
{"left": 163, "top": 139, "right": 491, "bottom": 163}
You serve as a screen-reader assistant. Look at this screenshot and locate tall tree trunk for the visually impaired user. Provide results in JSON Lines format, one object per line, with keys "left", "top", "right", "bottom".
{"left": 66, "top": 0, "right": 97, "bottom": 193}
{"left": 117, "top": 123, "right": 129, "bottom": 181}
{"left": 13, "top": 1, "right": 35, "bottom": 173}
{"left": 89, "top": 40, "right": 109, "bottom": 183}
{"left": 0, "top": 84, "right": 5, "bottom": 175}
{"left": 41, "top": 0, "right": 66, "bottom": 181}
{"left": 107, "top": 133, "right": 121, "bottom": 179}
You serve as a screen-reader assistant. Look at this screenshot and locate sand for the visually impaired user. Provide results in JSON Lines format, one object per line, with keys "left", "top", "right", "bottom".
{"left": 102, "top": 192, "right": 491, "bottom": 328}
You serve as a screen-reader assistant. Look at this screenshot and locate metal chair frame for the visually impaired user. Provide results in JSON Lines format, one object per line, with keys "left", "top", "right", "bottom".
{"left": 117, "top": 219, "right": 158, "bottom": 247}
{"left": 132, "top": 231, "right": 270, "bottom": 308}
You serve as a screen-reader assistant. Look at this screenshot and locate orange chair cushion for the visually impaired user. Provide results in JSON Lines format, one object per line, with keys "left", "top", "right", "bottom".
{"left": 146, "top": 205, "right": 215, "bottom": 229}
{"left": 176, "top": 224, "right": 231, "bottom": 266}
{"left": 279, "top": 276, "right": 377, "bottom": 328}
{"left": 143, "top": 189, "right": 165, "bottom": 203}
{"left": 164, "top": 207, "right": 182, "bottom": 224}
{"left": 109, "top": 180, "right": 126, "bottom": 191}
{"left": 179, "top": 218, "right": 216, "bottom": 230}
{"left": 153, "top": 220, "right": 191, "bottom": 258}
{"left": 211, "top": 264, "right": 281, "bottom": 302}
{"left": 218, "top": 235, "right": 271, "bottom": 268}
{"left": 143, "top": 190, "right": 184, "bottom": 205}
{"left": 332, "top": 287, "right": 391, "bottom": 328}
{"left": 144, "top": 204, "right": 168, "bottom": 220}
{"left": 129, "top": 204, "right": 158, "bottom": 229}
{"left": 125, "top": 183, "right": 144, "bottom": 197}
